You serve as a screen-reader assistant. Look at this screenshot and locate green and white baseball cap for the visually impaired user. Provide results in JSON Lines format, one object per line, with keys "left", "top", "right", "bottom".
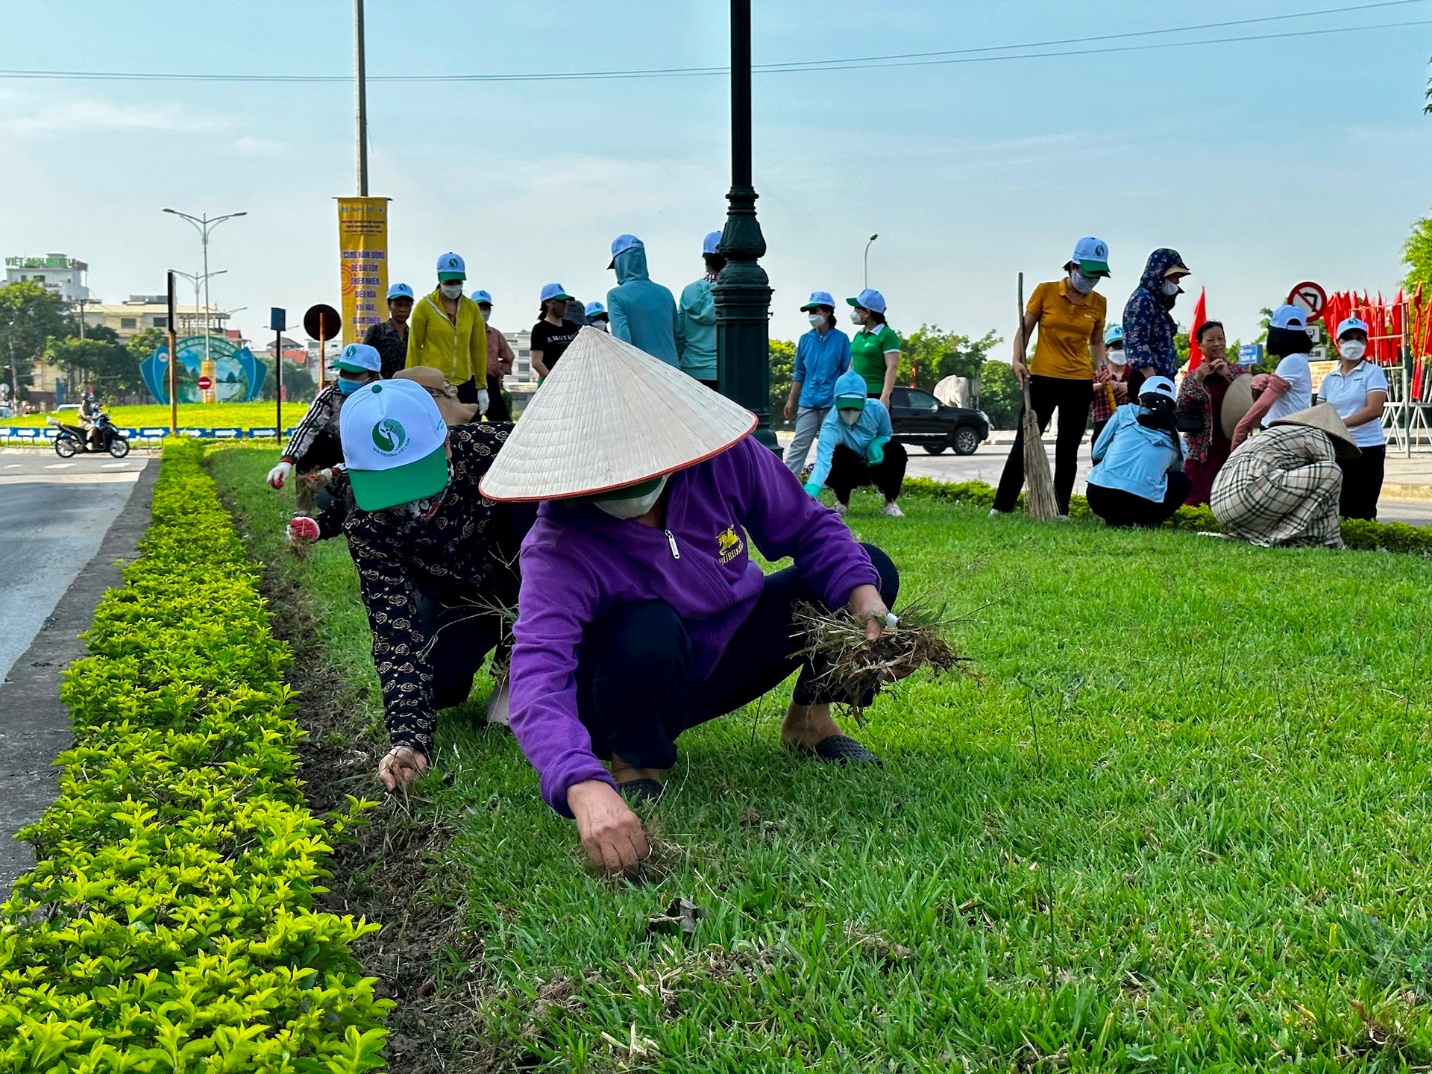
{"left": 1065, "top": 236, "right": 1111, "bottom": 278}
{"left": 331, "top": 342, "right": 382, "bottom": 374}
{"left": 339, "top": 379, "right": 451, "bottom": 510}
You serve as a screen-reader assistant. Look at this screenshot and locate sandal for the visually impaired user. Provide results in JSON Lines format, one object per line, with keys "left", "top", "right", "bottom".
{"left": 617, "top": 777, "right": 665, "bottom": 805}
{"left": 800, "top": 734, "right": 883, "bottom": 766}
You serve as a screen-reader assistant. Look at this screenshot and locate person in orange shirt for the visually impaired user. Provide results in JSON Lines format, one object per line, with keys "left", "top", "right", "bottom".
{"left": 472, "top": 289, "right": 513, "bottom": 422}
{"left": 992, "top": 237, "right": 1110, "bottom": 516}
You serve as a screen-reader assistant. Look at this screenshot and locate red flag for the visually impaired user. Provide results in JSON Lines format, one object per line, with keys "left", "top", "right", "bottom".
{"left": 1187, "top": 288, "right": 1208, "bottom": 370}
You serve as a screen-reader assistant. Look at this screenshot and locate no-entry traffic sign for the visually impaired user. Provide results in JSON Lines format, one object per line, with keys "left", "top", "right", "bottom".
{"left": 197, "top": 375, "right": 214, "bottom": 391}
{"left": 1287, "top": 280, "right": 1327, "bottom": 322}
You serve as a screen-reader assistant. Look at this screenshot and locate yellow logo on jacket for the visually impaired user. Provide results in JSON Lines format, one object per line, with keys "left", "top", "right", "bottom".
{"left": 716, "top": 525, "right": 744, "bottom": 564}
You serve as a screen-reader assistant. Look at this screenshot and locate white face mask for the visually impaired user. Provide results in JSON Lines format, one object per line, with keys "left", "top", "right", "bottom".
{"left": 1068, "top": 270, "right": 1097, "bottom": 295}
{"left": 809, "top": 313, "right": 826, "bottom": 330}
{"left": 1339, "top": 340, "right": 1366, "bottom": 362}
{"left": 850, "top": 310, "right": 865, "bottom": 325}
{"left": 440, "top": 282, "right": 463, "bottom": 300}
{"left": 1160, "top": 279, "right": 1181, "bottom": 297}
{"left": 839, "top": 408, "right": 862, "bottom": 426}
{"left": 594, "top": 476, "right": 667, "bottom": 519}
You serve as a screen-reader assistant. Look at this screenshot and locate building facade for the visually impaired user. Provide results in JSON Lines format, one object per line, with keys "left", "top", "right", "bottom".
{"left": 86, "top": 296, "right": 228, "bottom": 342}
{"left": 4, "top": 254, "right": 90, "bottom": 302}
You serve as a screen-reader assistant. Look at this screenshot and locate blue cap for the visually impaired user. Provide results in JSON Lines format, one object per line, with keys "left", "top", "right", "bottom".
{"left": 1104, "top": 324, "right": 1123, "bottom": 346}
{"left": 1336, "top": 316, "right": 1369, "bottom": 339}
{"left": 846, "top": 288, "right": 887, "bottom": 315}
{"left": 585, "top": 301, "right": 607, "bottom": 318}
{"left": 387, "top": 282, "right": 414, "bottom": 301}
{"left": 471, "top": 289, "right": 493, "bottom": 306}
{"left": 540, "top": 282, "right": 573, "bottom": 304}
{"left": 436, "top": 252, "right": 466, "bottom": 281}
{"left": 1270, "top": 304, "right": 1307, "bottom": 330}
{"left": 800, "top": 290, "right": 836, "bottom": 312}
{"left": 608, "top": 233, "right": 642, "bottom": 268}
{"left": 1067, "top": 236, "right": 1111, "bottom": 277}
{"left": 702, "top": 230, "right": 723, "bottom": 255}
{"left": 331, "top": 342, "right": 382, "bottom": 374}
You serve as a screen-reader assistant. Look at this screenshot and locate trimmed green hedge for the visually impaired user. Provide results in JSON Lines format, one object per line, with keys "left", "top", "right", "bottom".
{"left": 0, "top": 440, "right": 390, "bottom": 1072}
{"left": 901, "top": 476, "right": 1432, "bottom": 554}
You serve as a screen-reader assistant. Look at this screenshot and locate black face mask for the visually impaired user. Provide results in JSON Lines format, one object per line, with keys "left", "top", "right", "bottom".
{"left": 1136, "top": 397, "right": 1179, "bottom": 433}
{"left": 1267, "top": 326, "right": 1312, "bottom": 358}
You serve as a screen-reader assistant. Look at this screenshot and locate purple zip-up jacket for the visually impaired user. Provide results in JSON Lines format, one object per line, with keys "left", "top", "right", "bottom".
{"left": 509, "top": 436, "right": 881, "bottom": 816}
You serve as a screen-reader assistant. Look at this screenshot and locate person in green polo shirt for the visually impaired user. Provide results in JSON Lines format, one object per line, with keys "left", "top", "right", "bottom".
{"left": 847, "top": 288, "right": 901, "bottom": 408}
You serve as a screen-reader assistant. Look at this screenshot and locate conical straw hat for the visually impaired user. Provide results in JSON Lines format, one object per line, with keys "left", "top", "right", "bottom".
{"left": 1220, "top": 374, "right": 1255, "bottom": 440}
{"left": 479, "top": 326, "right": 756, "bottom": 501}
{"left": 1269, "top": 401, "right": 1362, "bottom": 460}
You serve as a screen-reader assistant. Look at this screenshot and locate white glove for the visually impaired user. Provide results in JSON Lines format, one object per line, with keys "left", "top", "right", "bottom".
{"left": 477, "top": 388, "right": 490, "bottom": 415}
{"left": 267, "top": 461, "right": 293, "bottom": 489}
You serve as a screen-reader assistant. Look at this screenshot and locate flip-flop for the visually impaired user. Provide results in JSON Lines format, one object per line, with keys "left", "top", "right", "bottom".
{"left": 617, "top": 777, "right": 665, "bottom": 805}
{"left": 801, "top": 734, "right": 883, "bottom": 766}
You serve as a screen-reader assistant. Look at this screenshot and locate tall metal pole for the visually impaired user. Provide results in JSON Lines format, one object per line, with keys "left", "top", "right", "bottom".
{"left": 355, "top": 0, "right": 369, "bottom": 196}
{"left": 864, "top": 233, "right": 879, "bottom": 290}
{"left": 714, "top": 0, "right": 777, "bottom": 452}
{"left": 166, "top": 271, "right": 178, "bottom": 434}
{"left": 201, "top": 216, "right": 212, "bottom": 373}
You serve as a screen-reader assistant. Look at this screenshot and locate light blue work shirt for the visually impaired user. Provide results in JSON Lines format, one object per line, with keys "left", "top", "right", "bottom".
{"left": 807, "top": 369, "right": 893, "bottom": 489}
{"left": 1088, "top": 404, "right": 1184, "bottom": 502}
{"left": 794, "top": 327, "right": 852, "bottom": 408}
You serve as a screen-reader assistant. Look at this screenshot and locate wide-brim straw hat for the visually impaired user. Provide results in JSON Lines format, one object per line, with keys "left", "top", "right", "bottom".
{"left": 479, "top": 326, "right": 756, "bottom": 501}
{"left": 393, "top": 367, "right": 480, "bottom": 426}
{"left": 1220, "top": 374, "right": 1255, "bottom": 440}
{"left": 1270, "top": 402, "right": 1362, "bottom": 460}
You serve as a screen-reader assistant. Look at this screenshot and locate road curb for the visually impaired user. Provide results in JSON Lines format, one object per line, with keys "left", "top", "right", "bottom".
{"left": 0, "top": 459, "right": 158, "bottom": 897}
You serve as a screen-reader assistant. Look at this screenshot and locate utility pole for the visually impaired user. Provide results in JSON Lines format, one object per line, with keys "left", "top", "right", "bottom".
{"left": 355, "top": 0, "right": 369, "bottom": 195}
{"left": 864, "top": 234, "right": 879, "bottom": 290}
{"left": 162, "top": 208, "right": 246, "bottom": 376}
{"left": 714, "top": 0, "right": 777, "bottom": 452}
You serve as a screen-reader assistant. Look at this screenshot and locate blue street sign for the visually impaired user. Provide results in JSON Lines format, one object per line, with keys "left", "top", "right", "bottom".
{"left": 269, "top": 307, "right": 287, "bottom": 332}
{"left": 1238, "top": 343, "right": 1262, "bottom": 365}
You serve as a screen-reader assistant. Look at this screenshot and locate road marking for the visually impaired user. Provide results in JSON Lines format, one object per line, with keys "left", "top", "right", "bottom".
{"left": 101, "top": 462, "right": 130, "bottom": 469}
{"left": 2, "top": 464, "right": 18, "bottom": 470}
{"left": 44, "top": 463, "right": 75, "bottom": 470}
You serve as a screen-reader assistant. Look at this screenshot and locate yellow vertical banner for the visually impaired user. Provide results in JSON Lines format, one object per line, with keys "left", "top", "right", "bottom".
{"left": 336, "top": 197, "right": 391, "bottom": 346}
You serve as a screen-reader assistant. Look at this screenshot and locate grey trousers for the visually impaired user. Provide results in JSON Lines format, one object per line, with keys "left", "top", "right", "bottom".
{"left": 784, "top": 405, "right": 829, "bottom": 476}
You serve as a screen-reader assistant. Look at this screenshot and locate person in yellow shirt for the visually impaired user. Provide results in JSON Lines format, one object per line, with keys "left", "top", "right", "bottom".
{"left": 991, "top": 236, "right": 1110, "bottom": 516}
{"left": 407, "top": 251, "right": 487, "bottom": 407}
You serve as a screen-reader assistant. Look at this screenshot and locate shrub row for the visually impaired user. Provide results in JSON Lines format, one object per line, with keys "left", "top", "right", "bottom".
{"left": 0, "top": 440, "right": 390, "bottom": 1072}
{"left": 901, "top": 476, "right": 1432, "bottom": 554}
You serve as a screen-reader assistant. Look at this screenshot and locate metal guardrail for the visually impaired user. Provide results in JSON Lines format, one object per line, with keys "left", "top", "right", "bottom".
{"left": 0, "top": 426, "right": 297, "bottom": 446}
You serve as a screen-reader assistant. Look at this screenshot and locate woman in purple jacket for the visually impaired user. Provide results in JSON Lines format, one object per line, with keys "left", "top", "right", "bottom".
{"left": 481, "top": 327, "right": 904, "bottom": 876}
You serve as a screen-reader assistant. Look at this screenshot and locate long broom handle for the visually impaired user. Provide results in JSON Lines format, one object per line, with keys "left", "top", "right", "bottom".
{"left": 1017, "top": 272, "right": 1033, "bottom": 409}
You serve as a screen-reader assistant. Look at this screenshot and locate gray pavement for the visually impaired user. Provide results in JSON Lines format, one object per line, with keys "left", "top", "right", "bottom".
{"left": 0, "top": 448, "right": 154, "bottom": 894}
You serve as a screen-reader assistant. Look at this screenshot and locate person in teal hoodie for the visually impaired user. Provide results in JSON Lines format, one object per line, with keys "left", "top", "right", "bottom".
{"left": 606, "top": 234, "right": 679, "bottom": 366}
{"left": 675, "top": 230, "right": 723, "bottom": 385}
{"left": 803, "top": 369, "right": 907, "bottom": 518}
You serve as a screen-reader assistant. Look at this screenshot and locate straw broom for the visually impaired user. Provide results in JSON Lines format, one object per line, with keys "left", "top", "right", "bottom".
{"left": 1016, "top": 271, "right": 1060, "bottom": 520}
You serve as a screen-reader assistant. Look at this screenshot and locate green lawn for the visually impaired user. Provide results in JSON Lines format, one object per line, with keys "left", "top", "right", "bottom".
{"left": 5, "top": 401, "right": 312, "bottom": 429}
{"left": 210, "top": 444, "right": 1432, "bottom": 1072}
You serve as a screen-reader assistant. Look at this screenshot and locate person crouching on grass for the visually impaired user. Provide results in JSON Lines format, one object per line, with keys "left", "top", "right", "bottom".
{"left": 334, "top": 378, "right": 534, "bottom": 791}
{"left": 1085, "top": 376, "right": 1190, "bottom": 528}
{"left": 479, "top": 327, "right": 905, "bottom": 877}
{"left": 802, "top": 368, "right": 907, "bottom": 517}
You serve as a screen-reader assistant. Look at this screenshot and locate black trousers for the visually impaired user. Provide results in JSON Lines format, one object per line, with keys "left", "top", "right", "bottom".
{"left": 484, "top": 373, "right": 511, "bottom": 422}
{"left": 455, "top": 377, "right": 479, "bottom": 404}
{"left": 825, "top": 442, "right": 908, "bottom": 505}
{"left": 1086, "top": 473, "right": 1192, "bottom": 528}
{"left": 574, "top": 544, "right": 900, "bottom": 771}
{"left": 994, "top": 375, "right": 1091, "bottom": 514}
{"left": 414, "top": 592, "right": 504, "bottom": 710}
{"left": 1338, "top": 445, "right": 1385, "bottom": 520}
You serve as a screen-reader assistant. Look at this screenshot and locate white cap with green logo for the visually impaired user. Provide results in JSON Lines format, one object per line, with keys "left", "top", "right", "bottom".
{"left": 339, "top": 379, "right": 450, "bottom": 510}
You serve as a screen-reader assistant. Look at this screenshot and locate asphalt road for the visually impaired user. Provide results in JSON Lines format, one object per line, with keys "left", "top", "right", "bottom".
{"left": 903, "top": 441, "right": 1432, "bottom": 525}
{"left": 0, "top": 449, "right": 150, "bottom": 682}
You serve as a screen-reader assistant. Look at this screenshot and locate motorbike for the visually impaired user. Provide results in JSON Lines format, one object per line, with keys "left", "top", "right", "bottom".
{"left": 48, "top": 412, "right": 130, "bottom": 459}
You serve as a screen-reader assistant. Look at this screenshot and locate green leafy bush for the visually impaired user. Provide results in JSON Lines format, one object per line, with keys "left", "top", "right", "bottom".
{"left": 901, "top": 476, "right": 1432, "bottom": 553}
{"left": 0, "top": 439, "right": 391, "bottom": 1073}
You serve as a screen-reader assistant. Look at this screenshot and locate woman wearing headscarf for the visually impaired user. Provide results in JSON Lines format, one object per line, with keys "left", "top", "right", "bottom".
{"left": 1121, "top": 248, "right": 1191, "bottom": 399}
{"left": 1176, "top": 319, "right": 1246, "bottom": 506}
{"left": 1318, "top": 315, "right": 1389, "bottom": 519}
{"left": 1085, "top": 376, "right": 1189, "bottom": 528}
{"left": 481, "top": 328, "right": 905, "bottom": 877}
{"left": 1212, "top": 403, "right": 1358, "bottom": 548}
{"left": 802, "top": 368, "right": 906, "bottom": 517}
{"left": 992, "top": 236, "right": 1111, "bottom": 516}
{"left": 783, "top": 290, "right": 852, "bottom": 477}
{"left": 1230, "top": 305, "right": 1315, "bottom": 451}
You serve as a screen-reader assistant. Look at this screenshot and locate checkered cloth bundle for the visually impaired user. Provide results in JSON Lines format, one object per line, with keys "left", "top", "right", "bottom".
{"left": 1210, "top": 426, "right": 1344, "bottom": 548}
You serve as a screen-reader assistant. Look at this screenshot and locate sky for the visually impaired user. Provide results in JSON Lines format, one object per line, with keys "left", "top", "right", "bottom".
{"left": 3, "top": 0, "right": 1432, "bottom": 355}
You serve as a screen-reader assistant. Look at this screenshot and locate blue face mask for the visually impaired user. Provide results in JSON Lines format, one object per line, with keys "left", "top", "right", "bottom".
{"left": 338, "top": 376, "right": 365, "bottom": 395}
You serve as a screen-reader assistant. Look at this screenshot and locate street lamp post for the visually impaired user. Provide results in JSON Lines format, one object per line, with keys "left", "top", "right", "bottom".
{"left": 864, "top": 233, "right": 879, "bottom": 290}
{"left": 161, "top": 208, "right": 246, "bottom": 374}
{"left": 714, "top": 0, "right": 778, "bottom": 452}
{"left": 169, "top": 268, "right": 227, "bottom": 339}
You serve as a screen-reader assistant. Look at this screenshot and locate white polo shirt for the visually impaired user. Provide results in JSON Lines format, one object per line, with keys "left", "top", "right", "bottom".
{"left": 1262, "top": 353, "right": 1313, "bottom": 427}
{"left": 1319, "top": 361, "right": 1389, "bottom": 448}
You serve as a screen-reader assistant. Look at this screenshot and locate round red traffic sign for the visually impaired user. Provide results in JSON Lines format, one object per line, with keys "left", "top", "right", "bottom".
{"left": 1287, "top": 280, "right": 1327, "bottom": 322}
{"left": 197, "top": 375, "right": 214, "bottom": 391}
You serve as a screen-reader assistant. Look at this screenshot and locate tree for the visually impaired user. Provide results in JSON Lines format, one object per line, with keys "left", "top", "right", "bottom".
{"left": 46, "top": 336, "right": 147, "bottom": 400}
{"left": 0, "top": 280, "right": 72, "bottom": 400}
{"left": 768, "top": 339, "right": 795, "bottom": 426}
{"left": 1404, "top": 213, "right": 1432, "bottom": 294}
{"left": 978, "top": 359, "right": 1023, "bottom": 429}
{"left": 897, "top": 325, "right": 1001, "bottom": 394}
{"left": 127, "top": 327, "right": 167, "bottom": 363}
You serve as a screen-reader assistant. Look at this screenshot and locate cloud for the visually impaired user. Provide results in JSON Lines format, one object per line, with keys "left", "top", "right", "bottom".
{"left": 0, "top": 92, "right": 221, "bottom": 136}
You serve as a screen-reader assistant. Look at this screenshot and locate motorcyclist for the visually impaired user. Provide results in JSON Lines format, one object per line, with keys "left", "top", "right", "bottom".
{"left": 78, "top": 389, "right": 102, "bottom": 450}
